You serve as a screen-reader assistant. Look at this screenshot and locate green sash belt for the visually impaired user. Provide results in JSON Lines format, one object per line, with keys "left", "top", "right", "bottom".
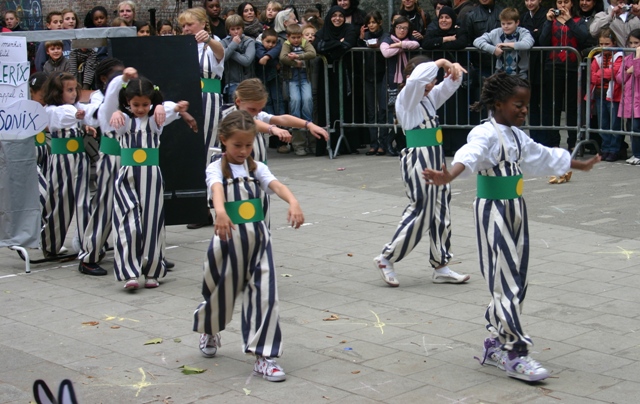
{"left": 50, "top": 137, "right": 85, "bottom": 154}
{"left": 201, "top": 78, "right": 222, "bottom": 94}
{"left": 477, "top": 174, "right": 523, "bottom": 200}
{"left": 34, "top": 132, "right": 47, "bottom": 146}
{"left": 405, "top": 127, "right": 443, "bottom": 148}
{"left": 121, "top": 148, "right": 159, "bottom": 166}
{"left": 100, "top": 136, "right": 121, "bottom": 156}
{"left": 224, "top": 198, "right": 264, "bottom": 224}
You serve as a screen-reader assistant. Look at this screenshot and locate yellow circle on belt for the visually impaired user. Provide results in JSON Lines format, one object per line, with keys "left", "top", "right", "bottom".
{"left": 436, "top": 129, "right": 443, "bottom": 143}
{"left": 516, "top": 177, "right": 524, "bottom": 196}
{"left": 133, "top": 149, "right": 147, "bottom": 163}
{"left": 66, "top": 139, "right": 79, "bottom": 152}
{"left": 201, "top": 79, "right": 205, "bottom": 89}
{"left": 238, "top": 201, "right": 256, "bottom": 220}
{"left": 36, "top": 132, "right": 46, "bottom": 143}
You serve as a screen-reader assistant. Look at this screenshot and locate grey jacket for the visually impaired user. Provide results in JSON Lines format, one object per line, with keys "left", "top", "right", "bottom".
{"left": 473, "top": 26, "right": 534, "bottom": 78}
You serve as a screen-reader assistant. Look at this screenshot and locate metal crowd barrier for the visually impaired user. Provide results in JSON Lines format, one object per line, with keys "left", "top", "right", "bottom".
{"left": 326, "top": 46, "right": 585, "bottom": 158}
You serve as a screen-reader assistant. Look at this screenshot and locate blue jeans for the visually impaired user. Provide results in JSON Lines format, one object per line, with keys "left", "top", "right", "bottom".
{"left": 224, "top": 83, "right": 238, "bottom": 104}
{"left": 264, "top": 78, "right": 285, "bottom": 116}
{"left": 594, "top": 96, "right": 622, "bottom": 154}
{"left": 288, "top": 76, "right": 312, "bottom": 122}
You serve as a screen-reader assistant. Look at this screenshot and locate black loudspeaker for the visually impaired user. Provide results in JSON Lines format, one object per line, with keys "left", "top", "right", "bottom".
{"left": 110, "top": 36, "right": 208, "bottom": 225}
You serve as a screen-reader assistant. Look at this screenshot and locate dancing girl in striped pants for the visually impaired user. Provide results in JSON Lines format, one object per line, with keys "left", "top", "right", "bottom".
{"left": 423, "top": 72, "right": 600, "bottom": 382}
{"left": 373, "top": 56, "right": 470, "bottom": 287}
{"left": 193, "top": 110, "right": 304, "bottom": 382}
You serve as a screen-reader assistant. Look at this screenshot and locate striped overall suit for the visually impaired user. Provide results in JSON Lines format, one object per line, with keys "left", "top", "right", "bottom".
{"left": 113, "top": 115, "right": 169, "bottom": 281}
{"left": 40, "top": 106, "right": 90, "bottom": 256}
{"left": 475, "top": 119, "right": 531, "bottom": 352}
{"left": 193, "top": 162, "right": 282, "bottom": 358}
{"left": 380, "top": 101, "right": 452, "bottom": 268}
{"left": 200, "top": 42, "right": 224, "bottom": 153}
{"left": 78, "top": 130, "right": 120, "bottom": 264}
{"left": 35, "top": 131, "right": 49, "bottom": 225}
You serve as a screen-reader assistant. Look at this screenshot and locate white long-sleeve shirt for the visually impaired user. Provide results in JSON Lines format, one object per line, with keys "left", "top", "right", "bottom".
{"left": 395, "top": 61, "right": 463, "bottom": 130}
{"left": 451, "top": 120, "right": 571, "bottom": 179}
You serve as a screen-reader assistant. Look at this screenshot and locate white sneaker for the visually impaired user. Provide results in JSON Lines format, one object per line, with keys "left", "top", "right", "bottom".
{"left": 199, "top": 333, "right": 221, "bottom": 358}
{"left": 124, "top": 278, "right": 139, "bottom": 290}
{"left": 374, "top": 255, "right": 399, "bottom": 287}
{"left": 253, "top": 356, "right": 286, "bottom": 382}
{"left": 294, "top": 148, "right": 307, "bottom": 156}
{"left": 626, "top": 156, "right": 640, "bottom": 165}
{"left": 504, "top": 354, "right": 550, "bottom": 382}
{"left": 432, "top": 267, "right": 470, "bottom": 284}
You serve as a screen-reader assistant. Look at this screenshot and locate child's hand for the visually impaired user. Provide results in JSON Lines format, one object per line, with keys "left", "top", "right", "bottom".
{"left": 174, "top": 100, "right": 189, "bottom": 113}
{"left": 287, "top": 52, "right": 298, "bottom": 60}
{"left": 494, "top": 47, "right": 503, "bottom": 57}
{"left": 272, "top": 127, "right": 292, "bottom": 142}
{"left": 180, "top": 111, "right": 198, "bottom": 132}
{"left": 195, "top": 29, "right": 210, "bottom": 43}
{"left": 287, "top": 202, "right": 304, "bottom": 229}
{"left": 259, "top": 55, "right": 270, "bottom": 65}
{"left": 75, "top": 109, "right": 85, "bottom": 120}
{"left": 154, "top": 104, "right": 166, "bottom": 126}
{"left": 122, "top": 67, "right": 138, "bottom": 81}
{"left": 423, "top": 163, "right": 452, "bottom": 186}
{"left": 85, "top": 125, "right": 97, "bottom": 138}
{"left": 214, "top": 212, "right": 235, "bottom": 241}
{"left": 307, "top": 122, "right": 329, "bottom": 141}
{"left": 571, "top": 154, "right": 601, "bottom": 171}
{"left": 232, "top": 35, "right": 241, "bottom": 44}
{"left": 412, "top": 31, "right": 423, "bottom": 41}
{"left": 443, "top": 62, "right": 467, "bottom": 82}
{"left": 110, "top": 111, "right": 125, "bottom": 129}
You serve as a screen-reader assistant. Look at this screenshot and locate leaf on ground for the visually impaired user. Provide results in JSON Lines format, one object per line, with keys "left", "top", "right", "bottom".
{"left": 144, "top": 338, "right": 163, "bottom": 345}
{"left": 110, "top": 325, "right": 120, "bottom": 329}
{"left": 351, "top": 370, "right": 360, "bottom": 374}
{"left": 82, "top": 321, "right": 99, "bottom": 326}
{"left": 173, "top": 338, "right": 182, "bottom": 343}
{"left": 323, "top": 314, "right": 340, "bottom": 321}
{"left": 347, "top": 253, "right": 353, "bottom": 257}
{"left": 179, "top": 365, "right": 206, "bottom": 375}
{"left": 281, "top": 274, "right": 292, "bottom": 277}
{"left": 243, "top": 388, "right": 251, "bottom": 395}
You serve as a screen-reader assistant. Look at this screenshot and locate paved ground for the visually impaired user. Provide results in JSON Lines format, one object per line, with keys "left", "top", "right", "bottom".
{"left": 2, "top": 145, "right": 640, "bottom": 404}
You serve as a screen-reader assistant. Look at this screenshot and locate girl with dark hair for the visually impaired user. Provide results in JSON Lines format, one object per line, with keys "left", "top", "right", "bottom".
{"left": 238, "top": 2, "right": 263, "bottom": 38}
{"left": 398, "top": 0, "right": 432, "bottom": 41}
{"left": 83, "top": 6, "right": 109, "bottom": 28}
{"left": 103, "top": 67, "right": 190, "bottom": 289}
{"left": 77, "top": 58, "right": 126, "bottom": 276}
{"left": 373, "top": 56, "right": 469, "bottom": 288}
{"left": 40, "top": 73, "right": 91, "bottom": 259}
{"left": 423, "top": 71, "right": 599, "bottom": 382}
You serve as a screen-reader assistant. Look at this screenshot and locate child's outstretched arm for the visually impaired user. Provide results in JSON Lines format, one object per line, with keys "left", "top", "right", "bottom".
{"left": 255, "top": 120, "right": 292, "bottom": 142}
{"left": 269, "top": 115, "right": 329, "bottom": 141}
{"left": 211, "top": 182, "right": 235, "bottom": 240}
{"left": 268, "top": 180, "right": 304, "bottom": 229}
{"left": 570, "top": 155, "right": 601, "bottom": 171}
{"left": 423, "top": 162, "right": 466, "bottom": 186}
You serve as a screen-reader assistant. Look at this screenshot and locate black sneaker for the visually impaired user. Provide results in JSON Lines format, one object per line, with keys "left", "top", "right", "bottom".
{"left": 78, "top": 262, "right": 107, "bottom": 276}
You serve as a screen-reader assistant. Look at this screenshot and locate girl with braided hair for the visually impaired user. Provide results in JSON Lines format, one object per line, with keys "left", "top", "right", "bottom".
{"left": 423, "top": 71, "right": 600, "bottom": 382}
{"left": 193, "top": 110, "right": 304, "bottom": 382}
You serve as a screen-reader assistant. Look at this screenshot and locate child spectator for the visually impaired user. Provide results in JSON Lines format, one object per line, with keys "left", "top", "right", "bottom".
{"left": 262, "top": 1, "right": 282, "bottom": 30}
{"left": 111, "top": 17, "right": 128, "bottom": 27}
{"left": 280, "top": 24, "right": 316, "bottom": 156}
{"left": 617, "top": 29, "right": 640, "bottom": 164}
{"left": 135, "top": 20, "right": 153, "bottom": 36}
{"left": 360, "top": 10, "right": 389, "bottom": 156}
{"left": 302, "top": 25, "right": 316, "bottom": 42}
{"left": 221, "top": 14, "right": 256, "bottom": 103}
{"left": 255, "top": 29, "right": 284, "bottom": 116}
{"left": 69, "top": 48, "right": 98, "bottom": 90}
{"left": 43, "top": 41, "right": 70, "bottom": 75}
{"left": 35, "top": 12, "right": 68, "bottom": 72}
{"left": 590, "top": 28, "right": 623, "bottom": 162}
{"left": 473, "top": 8, "right": 534, "bottom": 79}
{"left": 156, "top": 19, "right": 174, "bottom": 35}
